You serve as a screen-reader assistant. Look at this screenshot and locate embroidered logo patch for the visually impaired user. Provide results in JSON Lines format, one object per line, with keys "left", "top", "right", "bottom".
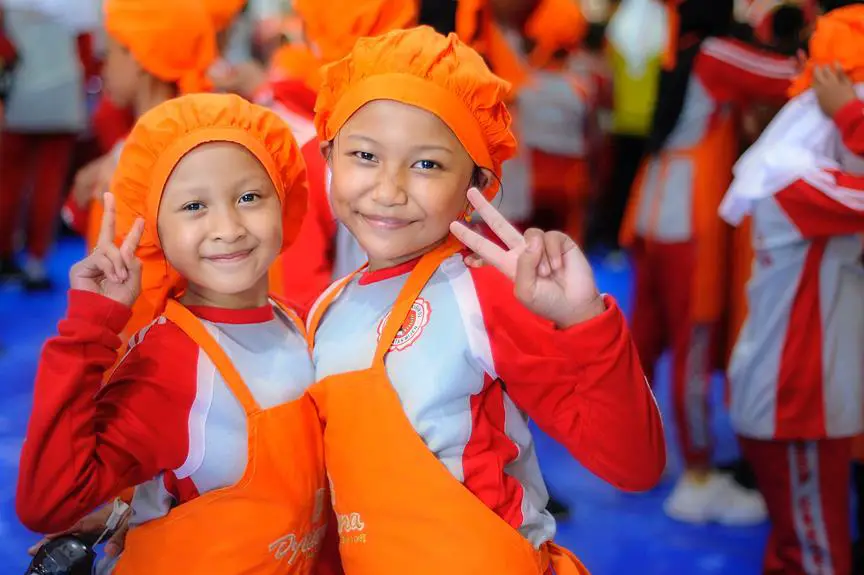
{"left": 376, "top": 297, "right": 431, "bottom": 352}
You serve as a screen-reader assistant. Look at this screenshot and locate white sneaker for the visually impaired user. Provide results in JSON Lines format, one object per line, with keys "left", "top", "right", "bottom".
{"left": 663, "top": 472, "right": 768, "bottom": 526}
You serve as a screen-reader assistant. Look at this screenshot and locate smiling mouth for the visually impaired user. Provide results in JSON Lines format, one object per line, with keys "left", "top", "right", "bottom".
{"left": 204, "top": 249, "right": 253, "bottom": 263}
{"left": 360, "top": 214, "right": 414, "bottom": 230}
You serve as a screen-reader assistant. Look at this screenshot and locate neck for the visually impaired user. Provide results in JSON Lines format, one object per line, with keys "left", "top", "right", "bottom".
{"left": 134, "top": 79, "right": 177, "bottom": 118}
{"left": 366, "top": 237, "right": 450, "bottom": 272}
{"left": 180, "top": 277, "right": 270, "bottom": 310}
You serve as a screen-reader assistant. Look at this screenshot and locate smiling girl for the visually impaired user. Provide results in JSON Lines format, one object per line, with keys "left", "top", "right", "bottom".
{"left": 305, "top": 26, "right": 665, "bottom": 574}
{"left": 17, "top": 93, "right": 328, "bottom": 573}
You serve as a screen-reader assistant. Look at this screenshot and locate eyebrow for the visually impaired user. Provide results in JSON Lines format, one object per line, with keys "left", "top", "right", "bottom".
{"left": 345, "top": 134, "right": 454, "bottom": 155}
{"left": 168, "top": 175, "right": 269, "bottom": 198}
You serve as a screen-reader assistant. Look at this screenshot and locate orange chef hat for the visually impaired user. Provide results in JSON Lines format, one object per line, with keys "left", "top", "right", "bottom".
{"left": 104, "top": 0, "right": 217, "bottom": 94}
{"left": 203, "top": 0, "right": 247, "bottom": 32}
{"left": 293, "top": 0, "right": 419, "bottom": 64}
{"left": 524, "top": 0, "right": 588, "bottom": 67}
{"left": 789, "top": 4, "right": 864, "bottom": 97}
{"left": 113, "top": 93, "right": 308, "bottom": 336}
{"left": 315, "top": 26, "right": 517, "bottom": 197}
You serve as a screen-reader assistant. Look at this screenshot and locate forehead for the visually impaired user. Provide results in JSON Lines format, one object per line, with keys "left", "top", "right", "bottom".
{"left": 341, "top": 100, "right": 463, "bottom": 147}
{"left": 163, "top": 142, "right": 271, "bottom": 193}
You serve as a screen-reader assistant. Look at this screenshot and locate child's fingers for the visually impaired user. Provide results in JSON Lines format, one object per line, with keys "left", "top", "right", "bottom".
{"left": 812, "top": 64, "right": 828, "bottom": 86}
{"left": 120, "top": 218, "right": 145, "bottom": 265}
{"left": 543, "top": 232, "right": 565, "bottom": 271}
{"left": 92, "top": 251, "right": 123, "bottom": 283}
{"left": 28, "top": 537, "right": 49, "bottom": 556}
{"left": 104, "top": 247, "right": 128, "bottom": 282}
{"left": 514, "top": 229, "right": 543, "bottom": 302}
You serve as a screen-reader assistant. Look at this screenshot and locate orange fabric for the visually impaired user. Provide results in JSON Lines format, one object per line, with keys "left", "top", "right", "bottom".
{"left": 115, "top": 299, "right": 327, "bottom": 574}
{"left": 456, "top": 0, "right": 488, "bottom": 43}
{"left": 293, "top": 0, "right": 418, "bottom": 64}
{"left": 203, "top": 0, "right": 246, "bottom": 31}
{"left": 789, "top": 5, "right": 864, "bottom": 97}
{"left": 315, "top": 26, "right": 517, "bottom": 192}
{"left": 524, "top": 0, "right": 587, "bottom": 69}
{"left": 305, "top": 241, "right": 589, "bottom": 574}
{"left": 112, "top": 93, "right": 308, "bottom": 339}
{"left": 104, "top": 0, "right": 217, "bottom": 94}
{"left": 726, "top": 217, "right": 752, "bottom": 364}
{"left": 455, "top": 0, "right": 530, "bottom": 90}
{"left": 662, "top": 2, "right": 680, "bottom": 70}
{"left": 86, "top": 201, "right": 103, "bottom": 253}
{"left": 620, "top": 113, "right": 737, "bottom": 323}
{"left": 269, "top": 44, "right": 323, "bottom": 91}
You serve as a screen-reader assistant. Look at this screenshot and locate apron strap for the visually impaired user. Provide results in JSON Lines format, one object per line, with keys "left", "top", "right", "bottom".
{"left": 305, "top": 265, "right": 366, "bottom": 350}
{"left": 270, "top": 297, "right": 306, "bottom": 336}
{"left": 163, "top": 299, "right": 261, "bottom": 416}
{"left": 373, "top": 239, "right": 462, "bottom": 365}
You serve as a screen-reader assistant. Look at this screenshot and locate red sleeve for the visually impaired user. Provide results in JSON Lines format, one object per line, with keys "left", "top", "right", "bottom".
{"left": 696, "top": 37, "right": 797, "bottom": 107}
{"left": 470, "top": 266, "right": 666, "bottom": 492}
{"left": 278, "top": 141, "right": 338, "bottom": 316}
{"left": 16, "top": 291, "right": 197, "bottom": 534}
{"left": 91, "top": 97, "right": 134, "bottom": 154}
{"left": 774, "top": 168, "right": 864, "bottom": 238}
{"left": 834, "top": 99, "right": 864, "bottom": 156}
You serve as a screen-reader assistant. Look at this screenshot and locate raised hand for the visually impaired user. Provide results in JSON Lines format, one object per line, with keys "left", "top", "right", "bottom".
{"left": 813, "top": 63, "right": 857, "bottom": 118}
{"left": 450, "top": 188, "right": 605, "bottom": 328}
{"left": 69, "top": 192, "right": 144, "bottom": 308}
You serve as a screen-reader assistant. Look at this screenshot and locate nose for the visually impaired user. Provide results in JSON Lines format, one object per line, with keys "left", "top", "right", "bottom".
{"left": 370, "top": 167, "right": 408, "bottom": 207}
{"left": 210, "top": 205, "right": 247, "bottom": 243}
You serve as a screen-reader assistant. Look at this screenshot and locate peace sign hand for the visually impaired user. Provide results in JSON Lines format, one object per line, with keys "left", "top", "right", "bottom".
{"left": 450, "top": 188, "right": 605, "bottom": 328}
{"left": 69, "top": 192, "right": 145, "bottom": 308}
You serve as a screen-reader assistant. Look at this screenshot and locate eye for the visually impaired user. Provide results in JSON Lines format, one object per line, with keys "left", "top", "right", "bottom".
{"left": 182, "top": 201, "right": 204, "bottom": 212}
{"left": 352, "top": 151, "right": 377, "bottom": 163}
{"left": 412, "top": 160, "right": 441, "bottom": 170}
{"left": 239, "top": 192, "right": 260, "bottom": 204}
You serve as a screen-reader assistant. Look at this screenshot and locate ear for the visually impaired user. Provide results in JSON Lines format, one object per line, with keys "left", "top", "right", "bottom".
{"left": 319, "top": 140, "right": 333, "bottom": 163}
{"left": 474, "top": 167, "right": 493, "bottom": 192}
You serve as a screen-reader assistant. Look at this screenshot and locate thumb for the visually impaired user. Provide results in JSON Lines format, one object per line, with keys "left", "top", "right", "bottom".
{"left": 514, "top": 232, "right": 542, "bottom": 303}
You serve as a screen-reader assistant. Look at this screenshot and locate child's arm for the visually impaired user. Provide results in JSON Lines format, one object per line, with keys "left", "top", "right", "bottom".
{"left": 696, "top": 37, "right": 798, "bottom": 106}
{"left": 18, "top": 194, "right": 191, "bottom": 534}
{"left": 452, "top": 190, "right": 665, "bottom": 492}
{"left": 16, "top": 291, "right": 196, "bottom": 534}
{"left": 470, "top": 265, "right": 666, "bottom": 492}
{"left": 772, "top": 167, "right": 864, "bottom": 238}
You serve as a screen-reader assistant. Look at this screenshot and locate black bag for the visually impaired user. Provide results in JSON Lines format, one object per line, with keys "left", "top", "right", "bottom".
{"left": 24, "top": 536, "right": 96, "bottom": 575}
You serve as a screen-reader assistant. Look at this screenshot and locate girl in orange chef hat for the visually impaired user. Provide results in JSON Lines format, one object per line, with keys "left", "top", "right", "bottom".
{"left": 17, "top": 93, "right": 330, "bottom": 574}
{"left": 304, "top": 26, "right": 665, "bottom": 574}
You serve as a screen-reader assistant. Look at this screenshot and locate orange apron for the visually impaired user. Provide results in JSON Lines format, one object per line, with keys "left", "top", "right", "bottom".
{"left": 115, "top": 299, "right": 329, "bottom": 574}
{"left": 620, "top": 113, "right": 737, "bottom": 324}
{"left": 306, "top": 241, "right": 589, "bottom": 575}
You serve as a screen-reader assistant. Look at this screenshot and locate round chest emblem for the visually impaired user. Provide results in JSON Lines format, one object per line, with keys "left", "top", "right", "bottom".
{"left": 377, "top": 297, "right": 432, "bottom": 352}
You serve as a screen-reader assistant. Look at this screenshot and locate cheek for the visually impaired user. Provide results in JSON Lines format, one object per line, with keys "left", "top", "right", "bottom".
{"left": 328, "top": 168, "right": 363, "bottom": 211}
{"left": 415, "top": 183, "right": 466, "bottom": 223}
{"left": 157, "top": 217, "right": 200, "bottom": 268}
{"left": 248, "top": 207, "right": 284, "bottom": 248}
